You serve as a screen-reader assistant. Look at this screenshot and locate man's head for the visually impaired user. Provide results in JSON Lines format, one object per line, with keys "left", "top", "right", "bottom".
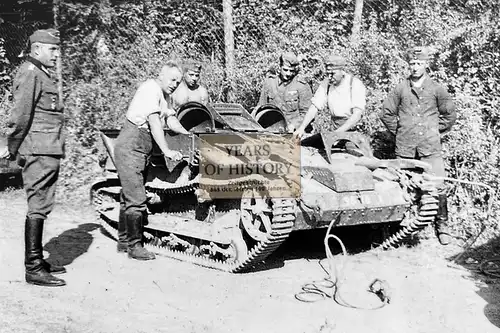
{"left": 279, "top": 52, "right": 299, "bottom": 82}
{"left": 324, "top": 54, "right": 346, "bottom": 86}
{"left": 182, "top": 60, "right": 202, "bottom": 89}
{"left": 29, "top": 29, "right": 60, "bottom": 68}
{"left": 158, "top": 61, "right": 183, "bottom": 95}
{"left": 407, "top": 46, "right": 431, "bottom": 79}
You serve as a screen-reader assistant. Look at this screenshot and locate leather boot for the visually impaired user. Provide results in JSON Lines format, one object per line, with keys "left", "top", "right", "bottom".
{"left": 42, "top": 260, "right": 66, "bottom": 275}
{"left": 435, "top": 195, "right": 452, "bottom": 246}
{"left": 117, "top": 205, "right": 128, "bottom": 253}
{"left": 126, "top": 212, "right": 155, "bottom": 261}
{"left": 25, "top": 218, "right": 66, "bottom": 287}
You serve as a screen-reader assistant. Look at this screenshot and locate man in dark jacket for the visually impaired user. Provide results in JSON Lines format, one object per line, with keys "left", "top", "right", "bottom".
{"left": 381, "top": 46, "right": 457, "bottom": 245}
{"left": 256, "top": 52, "right": 313, "bottom": 131}
{"left": 0, "top": 29, "right": 66, "bottom": 286}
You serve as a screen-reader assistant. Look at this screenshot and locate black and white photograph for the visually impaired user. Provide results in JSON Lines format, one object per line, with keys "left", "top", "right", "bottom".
{"left": 0, "top": 0, "right": 499, "bottom": 332}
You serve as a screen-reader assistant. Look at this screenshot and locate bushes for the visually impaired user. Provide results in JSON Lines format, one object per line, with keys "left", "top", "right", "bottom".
{"left": 1, "top": 0, "right": 498, "bottom": 242}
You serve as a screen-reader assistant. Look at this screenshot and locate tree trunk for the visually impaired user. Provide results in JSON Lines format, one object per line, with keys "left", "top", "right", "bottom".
{"left": 53, "top": 0, "right": 63, "bottom": 102}
{"left": 351, "top": 0, "right": 364, "bottom": 44}
{"left": 222, "top": 0, "right": 235, "bottom": 103}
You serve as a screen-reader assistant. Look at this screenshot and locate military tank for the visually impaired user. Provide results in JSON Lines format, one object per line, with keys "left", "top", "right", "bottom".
{"left": 90, "top": 102, "right": 439, "bottom": 272}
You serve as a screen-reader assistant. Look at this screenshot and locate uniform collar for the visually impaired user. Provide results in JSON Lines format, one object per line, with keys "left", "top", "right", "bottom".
{"left": 408, "top": 74, "right": 432, "bottom": 89}
{"left": 26, "top": 56, "right": 50, "bottom": 76}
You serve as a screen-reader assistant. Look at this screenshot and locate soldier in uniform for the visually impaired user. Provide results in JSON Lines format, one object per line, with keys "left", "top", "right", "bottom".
{"left": 293, "top": 54, "right": 367, "bottom": 139}
{"left": 380, "top": 46, "right": 457, "bottom": 245}
{"left": 114, "top": 61, "right": 189, "bottom": 261}
{"left": 256, "top": 52, "right": 313, "bottom": 131}
{"left": 171, "top": 59, "right": 210, "bottom": 109}
{"left": 0, "top": 29, "right": 66, "bottom": 287}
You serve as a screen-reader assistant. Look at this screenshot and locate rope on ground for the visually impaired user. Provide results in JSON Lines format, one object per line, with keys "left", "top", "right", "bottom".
{"left": 295, "top": 217, "right": 390, "bottom": 309}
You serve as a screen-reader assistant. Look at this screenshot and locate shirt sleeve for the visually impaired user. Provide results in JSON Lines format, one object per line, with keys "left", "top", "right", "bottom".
{"left": 436, "top": 85, "right": 456, "bottom": 134}
{"left": 381, "top": 84, "right": 401, "bottom": 135}
{"left": 351, "top": 77, "right": 366, "bottom": 112}
{"left": 142, "top": 81, "right": 162, "bottom": 118}
{"left": 310, "top": 81, "right": 328, "bottom": 111}
{"left": 7, "top": 68, "right": 41, "bottom": 155}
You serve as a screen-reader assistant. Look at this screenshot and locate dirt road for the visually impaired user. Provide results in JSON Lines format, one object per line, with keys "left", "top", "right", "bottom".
{"left": 1, "top": 189, "right": 499, "bottom": 333}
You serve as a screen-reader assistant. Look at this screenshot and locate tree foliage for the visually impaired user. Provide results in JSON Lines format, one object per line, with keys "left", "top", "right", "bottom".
{"left": 0, "top": 0, "right": 498, "bottom": 242}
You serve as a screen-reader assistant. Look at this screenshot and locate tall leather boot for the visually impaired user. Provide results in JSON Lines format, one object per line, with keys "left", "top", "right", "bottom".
{"left": 126, "top": 211, "right": 155, "bottom": 260}
{"left": 117, "top": 205, "right": 127, "bottom": 253}
{"left": 435, "top": 195, "right": 452, "bottom": 246}
{"left": 25, "top": 217, "right": 66, "bottom": 287}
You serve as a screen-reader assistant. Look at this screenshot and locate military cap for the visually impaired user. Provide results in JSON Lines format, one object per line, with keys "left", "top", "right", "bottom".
{"left": 407, "top": 46, "right": 432, "bottom": 61}
{"left": 29, "top": 29, "right": 60, "bottom": 45}
{"left": 280, "top": 52, "right": 299, "bottom": 68}
{"left": 324, "top": 54, "right": 346, "bottom": 69}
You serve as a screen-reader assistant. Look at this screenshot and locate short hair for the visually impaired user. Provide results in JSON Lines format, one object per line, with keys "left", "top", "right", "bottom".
{"left": 182, "top": 59, "right": 202, "bottom": 73}
{"left": 160, "top": 60, "right": 182, "bottom": 76}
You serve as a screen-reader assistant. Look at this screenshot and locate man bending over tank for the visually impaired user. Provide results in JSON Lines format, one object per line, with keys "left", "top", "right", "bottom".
{"left": 171, "top": 59, "right": 210, "bottom": 109}
{"left": 114, "top": 61, "right": 190, "bottom": 260}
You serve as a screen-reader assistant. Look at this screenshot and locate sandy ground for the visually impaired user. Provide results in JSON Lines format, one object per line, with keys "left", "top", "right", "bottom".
{"left": 1, "top": 188, "right": 500, "bottom": 333}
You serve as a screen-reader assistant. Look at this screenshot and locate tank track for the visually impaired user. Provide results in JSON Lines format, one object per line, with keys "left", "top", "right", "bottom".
{"left": 91, "top": 178, "right": 296, "bottom": 273}
{"left": 377, "top": 170, "right": 439, "bottom": 249}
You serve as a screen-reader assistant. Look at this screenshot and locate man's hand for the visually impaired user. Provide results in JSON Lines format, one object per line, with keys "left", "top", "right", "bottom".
{"left": 293, "top": 127, "right": 305, "bottom": 141}
{"left": 0, "top": 146, "right": 11, "bottom": 160}
{"left": 163, "top": 149, "right": 183, "bottom": 162}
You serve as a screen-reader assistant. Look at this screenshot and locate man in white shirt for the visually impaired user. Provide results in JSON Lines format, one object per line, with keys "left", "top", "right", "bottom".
{"left": 113, "top": 61, "right": 190, "bottom": 261}
{"left": 293, "top": 55, "right": 366, "bottom": 139}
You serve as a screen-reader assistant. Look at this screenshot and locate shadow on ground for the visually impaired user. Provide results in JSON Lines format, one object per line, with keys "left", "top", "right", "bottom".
{"left": 448, "top": 236, "right": 500, "bottom": 329}
{"left": 0, "top": 172, "right": 23, "bottom": 191}
{"left": 255, "top": 223, "right": 422, "bottom": 272}
{"left": 44, "top": 223, "right": 101, "bottom": 267}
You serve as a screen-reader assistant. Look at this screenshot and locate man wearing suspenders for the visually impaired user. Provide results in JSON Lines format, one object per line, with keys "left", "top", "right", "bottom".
{"left": 293, "top": 55, "right": 366, "bottom": 139}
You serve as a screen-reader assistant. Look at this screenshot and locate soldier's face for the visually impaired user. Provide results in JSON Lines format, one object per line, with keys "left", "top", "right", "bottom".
{"left": 184, "top": 70, "right": 201, "bottom": 89}
{"left": 36, "top": 43, "right": 59, "bottom": 68}
{"left": 280, "top": 65, "right": 295, "bottom": 82}
{"left": 159, "top": 67, "right": 183, "bottom": 94}
{"left": 326, "top": 66, "right": 344, "bottom": 86}
{"left": 409, "top": 60, "right": 428, "bottom": 79}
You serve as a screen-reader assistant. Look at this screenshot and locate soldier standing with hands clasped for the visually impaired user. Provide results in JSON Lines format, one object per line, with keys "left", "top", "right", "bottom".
{"left": 380, "top": 46, "right": 457, "bottom": 245}
{"left": 0, "top": 29, "right": 67, "bottom": 287}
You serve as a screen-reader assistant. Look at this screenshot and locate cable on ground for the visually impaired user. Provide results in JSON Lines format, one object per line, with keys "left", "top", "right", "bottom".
{"left": 295, "top": 217, "right": 390, "bottom": 309}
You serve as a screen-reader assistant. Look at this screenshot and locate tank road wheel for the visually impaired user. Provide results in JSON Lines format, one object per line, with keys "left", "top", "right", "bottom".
{"left": 240, "top": 189, "right": 273, "bottom": 242}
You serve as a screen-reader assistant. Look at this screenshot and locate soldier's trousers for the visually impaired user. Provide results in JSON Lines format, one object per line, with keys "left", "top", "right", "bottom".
{"left": 20, "top": 155, "right": 61, "bottom": 220}
{"left": 397, "top": 152, "right": 446, "bottom": 194}
{"left": 113, "top": 119, "right": 153, "bottom": 215}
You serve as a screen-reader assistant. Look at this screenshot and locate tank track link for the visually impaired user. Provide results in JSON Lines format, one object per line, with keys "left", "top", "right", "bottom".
{"left": 377, "top": 170, "right": 440, "bottom": 249}
{"left": 379, "top": 193, "right": 438, "bottom": 249}
{"left": 91, "top": 179, "right": 296, "bottom": 273}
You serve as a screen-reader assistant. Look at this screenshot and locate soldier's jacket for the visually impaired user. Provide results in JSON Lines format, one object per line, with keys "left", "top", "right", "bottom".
{"left": 381, "top": 76, "right": 456, "bottom": 157}
{"left": 258, "top": 74, "right": 313, "bottom": 126}
{"left": 7, "top": 57, "right": 65, "bottom": 156}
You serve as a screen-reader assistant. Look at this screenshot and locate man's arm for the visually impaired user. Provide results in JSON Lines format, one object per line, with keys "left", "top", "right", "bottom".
{"left": 7, "top": 68, "right": 40, "bottom": 156}
{"left": 148, "top": 113, "right": 182, "bottom": 160}
{"left": 380, "top": 85, "right": 401, "bottom": 135}
{"left": 293, "top": 82, "right": 327, "bottom": 138}
{"left": 436, "top": 85, "right": 456, "bottom": 134}
{"left": 166, "top": 115, "right": 190, "bottom": 135}
{"left": 297, "top": 79, "right": 313, "bottom": 113}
